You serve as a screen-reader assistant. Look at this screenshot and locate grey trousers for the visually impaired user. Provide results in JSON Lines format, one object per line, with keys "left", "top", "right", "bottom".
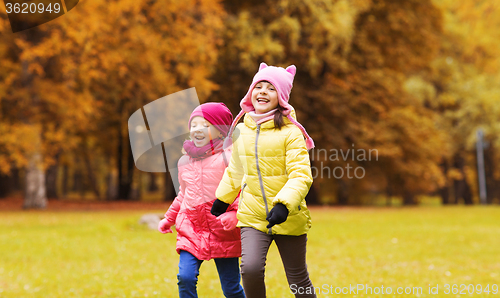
{"left": 240, "top": 227, "right": 316, "bottom": 298}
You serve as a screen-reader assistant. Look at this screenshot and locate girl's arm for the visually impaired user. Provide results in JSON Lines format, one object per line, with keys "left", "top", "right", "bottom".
{"left": 273, "top": 126, "right": 313, "bottom": 213}
{"left": 159, "top": 182, "right": 184, "bottom": 233}
{"left": 163, "top": 158, "right": 188, "bottom": 223}
{"left": 163, "top": 186, "right": 183, "bottom": 224}
{"left": 227, "top": 192, "right": 240, "bottom": 212}
{"left": 216, "top": 193, "right": 240, "bottom": 231}
{"left": 216, "top": 128, "right": 245, "bottom": 204}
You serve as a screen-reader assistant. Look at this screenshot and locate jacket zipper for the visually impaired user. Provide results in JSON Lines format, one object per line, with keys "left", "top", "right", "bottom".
{"left": 255, "top": 124, "right": 272, "bottom": 235}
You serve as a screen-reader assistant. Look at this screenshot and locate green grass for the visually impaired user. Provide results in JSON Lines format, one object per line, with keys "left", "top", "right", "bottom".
{"left": 1, "top": 207, "right": 500, "bottom": 297}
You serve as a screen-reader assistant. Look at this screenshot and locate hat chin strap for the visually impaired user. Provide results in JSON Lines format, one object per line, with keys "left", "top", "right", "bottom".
{"left": 223, "top": 110, "right": 245, "bottom": 150}
{"left": 286, "top": 114, "right": 315, "bottom": 150}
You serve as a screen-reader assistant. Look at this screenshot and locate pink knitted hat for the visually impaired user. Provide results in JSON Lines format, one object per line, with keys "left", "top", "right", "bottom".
{"left": 189, "top": 102, "right": 233, "bottom": 137}
{"left": 226, "top": 62, "right": 314, "bottom": 150}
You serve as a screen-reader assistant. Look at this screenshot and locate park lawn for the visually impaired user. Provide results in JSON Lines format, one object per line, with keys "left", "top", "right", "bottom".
{"left": 0, "top": 206, "right": 499, "bottom": 297}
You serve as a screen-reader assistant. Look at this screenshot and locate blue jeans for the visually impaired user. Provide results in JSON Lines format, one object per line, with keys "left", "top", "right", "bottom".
{"left": 177, "top": 250, "right": 245, "bottom": 298}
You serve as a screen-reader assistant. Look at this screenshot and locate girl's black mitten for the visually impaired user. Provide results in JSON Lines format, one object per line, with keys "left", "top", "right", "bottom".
{"left": 211, "top": 199, "right": 230, "bottom": 217}
{"left": 266, "top": 203, "right": 289, "bottom": 228}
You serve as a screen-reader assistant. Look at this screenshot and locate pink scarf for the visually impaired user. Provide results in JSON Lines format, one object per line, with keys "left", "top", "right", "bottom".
{"left": 183, "top": 137, "right": 224, "bottom": 160}
{"left": 248, "top": 108, "right": 277, "bottom": 125}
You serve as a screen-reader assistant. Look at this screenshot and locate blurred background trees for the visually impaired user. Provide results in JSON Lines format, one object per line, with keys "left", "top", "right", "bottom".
{"left": 0, "top": 0, "right": 499, "bottom": 207}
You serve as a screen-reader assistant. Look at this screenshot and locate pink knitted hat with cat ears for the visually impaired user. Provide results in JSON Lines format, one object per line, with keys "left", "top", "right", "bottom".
{"left": 225, "top": 62, "right": 315, "bottom": 150}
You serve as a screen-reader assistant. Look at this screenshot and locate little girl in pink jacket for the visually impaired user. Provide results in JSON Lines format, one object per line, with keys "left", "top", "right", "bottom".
{"left": 158, "top": 102, "right": 245, "bottom": 298}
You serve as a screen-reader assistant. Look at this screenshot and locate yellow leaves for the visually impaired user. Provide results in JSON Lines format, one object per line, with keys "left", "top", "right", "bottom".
{"left": 0, "top": 123, "right": 43, "bottom": 173}
{"left": 290, "top": 0, "right": 359, "bottom": 75}
{"left": 433, "top": 0, "right": 500, "bottom": 72}
{"left": 404, "top": 76, "right": 437, "bottom": 107}
{"left": 268, "top": 16, "right": 301, "bottom": 53}
{"left": 28, "top": 62, "right": 45, "bottom": 76}
{"left": 447, "top": 168, "right": 463, "bottom": 181}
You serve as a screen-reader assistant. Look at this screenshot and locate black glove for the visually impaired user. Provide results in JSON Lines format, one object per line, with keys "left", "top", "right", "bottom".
{"left": 266, "top": 203, "right": 289, "bottom": 228}
{"left": 211, "top": 199, "right": 230, "bottom": 217}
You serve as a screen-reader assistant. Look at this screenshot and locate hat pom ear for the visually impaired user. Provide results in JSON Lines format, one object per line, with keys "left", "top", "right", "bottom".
{"left": 286, "top": 65, "right": 296, "bottom": 76}
{"left": 259, "top": 63, "right": 268, "bottom": 71}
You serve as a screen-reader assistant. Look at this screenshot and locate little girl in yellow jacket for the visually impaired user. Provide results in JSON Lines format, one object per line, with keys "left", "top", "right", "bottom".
{"left": 211, "top": 63, "right": 317, "bottom": 298}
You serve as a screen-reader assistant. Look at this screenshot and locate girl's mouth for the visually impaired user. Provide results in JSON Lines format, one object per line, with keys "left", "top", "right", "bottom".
{"left": 257, "top": 98, "right": 269, "bottom": 103}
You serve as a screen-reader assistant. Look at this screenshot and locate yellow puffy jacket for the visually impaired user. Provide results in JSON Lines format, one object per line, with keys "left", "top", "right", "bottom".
{"left": 216, "top": 109, "right": 313, "bottom": 235}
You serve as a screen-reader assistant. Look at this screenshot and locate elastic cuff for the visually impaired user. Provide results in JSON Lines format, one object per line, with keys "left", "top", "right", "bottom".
{"left": 273, "top": 200, "right": 293, "bottom": 214}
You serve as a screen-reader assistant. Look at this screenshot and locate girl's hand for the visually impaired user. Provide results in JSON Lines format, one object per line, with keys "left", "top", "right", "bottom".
{"left": 217, "top": 211, "right": 238, "bottom": 231}
{"left": 266, "top": 203, "right": 289, "bottom": 228}
{"left": 158, "top": 218, "right": 174, "bottom": 234}
{"left": 211, "top": 199, "right": 230, "bottom": 216}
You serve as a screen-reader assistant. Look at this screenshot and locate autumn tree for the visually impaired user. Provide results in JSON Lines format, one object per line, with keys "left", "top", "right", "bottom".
{"left": 406, "top": 0, "right": 500, "bottom": 204}
{"left": 0, "top": 0, "right": 226, "bottom": 204}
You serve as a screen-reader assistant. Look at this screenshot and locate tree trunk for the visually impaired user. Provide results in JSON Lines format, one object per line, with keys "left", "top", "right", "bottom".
{"left": 106, "top": 172, "right": 117, "bottom": 200}
{"left": 336, "top": 179, "right": 349, "bottom": 205}
{"left": 484, "top": 146, "right": 498, "bottom": 204}
{"left": 83, "top": 145, "right": 101, "bottom": 200}
{"left": 12, "top": 167, "right": 21, "bottom": 191}
{"left": 21, "top": 29, "right": 47, "bottom": 209}
{"left": 78, "top": 170, "right": 86, "bottom": 198}
{"left": 148, "top": 173, "right": 159, "bottom": 192}
{"left": 130, "top": 171, "right": 141, "bottom": 201}
{"left": 62, "top": 164, "right": 69, "bottom": 198}
{"left": 305, "top": 160, "right": 320, "bottom": 205}
{"left": 117, "top": 125, "right": 134, "bottom": 200}
{"left": 438, "top": 160, "right": 450, "bottom": 205}
{"left": 453, "top": 178, "right": 473, "bottom": 205}
{"left": 73, "top": 170, "right": 84, "bottom": 195}
{"left": 0, "top": 166, "right": 21, "bottom": 197}
{"left": 24, "top": 151, "right": 47, "bottom": 209}
{"left": 45, "top": 154, "right": 60, "bottom": 199}
{"left": 386, "top": 180, "right": 393, "bottom": 206}
{"left": 402, "top": 191, "right": 417, "bottom": 205}
{"left": 126, "top": 144, "right": 135, "bottom": 199}
{"left": 305, "top": 183, "right": 320, "bottom": 205}
{"left": 439, "top": 185, "right": 450, "bottom": 205}
{"left": 163, "top": 170, "right": 177, "bottom": 201}
{"left": 453, "top": 153, "right": 473, "bottom": 205}
{"left": 0, "top": 173, "right": 12, "bottom": 198}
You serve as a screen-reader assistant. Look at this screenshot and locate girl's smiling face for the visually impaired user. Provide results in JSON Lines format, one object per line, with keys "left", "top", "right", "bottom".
{"left": 190, "top": 116, "right": 222, "bottom": 148}
{"left": 251, "top": 81, "right": 279, "bottom": 114}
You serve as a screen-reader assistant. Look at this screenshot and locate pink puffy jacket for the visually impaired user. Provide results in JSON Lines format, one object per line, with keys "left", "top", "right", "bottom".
{"left": 163, "top": 149, "right": 241, "bottom": 260}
